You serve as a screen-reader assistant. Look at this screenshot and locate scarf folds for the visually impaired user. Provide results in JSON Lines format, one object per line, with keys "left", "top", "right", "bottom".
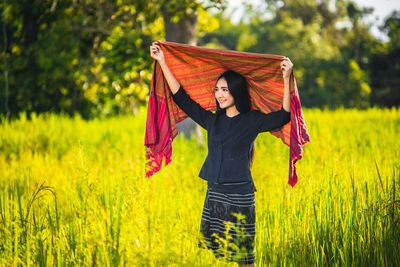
{"left": 144, "top": 41, "right": 311, "bottom": 187}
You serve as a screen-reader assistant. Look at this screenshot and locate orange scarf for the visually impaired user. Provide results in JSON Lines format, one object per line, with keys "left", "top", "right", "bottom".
{"left": 145, "top": 41, "right": 311, "bottom": 187}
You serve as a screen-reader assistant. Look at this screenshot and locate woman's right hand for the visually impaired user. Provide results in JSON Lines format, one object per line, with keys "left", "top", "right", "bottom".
{"left": 150, "top": 42, "right": 165, "bottom": 63}
{"left": 149, "top": 41, "right": 180, "bottom": 94}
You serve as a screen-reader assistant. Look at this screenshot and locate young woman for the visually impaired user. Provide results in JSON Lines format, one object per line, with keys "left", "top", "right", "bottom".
{"left": 150, "top": 42, "right": 292, "bottom": 267}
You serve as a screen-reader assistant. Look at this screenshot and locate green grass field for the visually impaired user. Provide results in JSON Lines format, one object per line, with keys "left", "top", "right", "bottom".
{"left": 0, "top": 107, "right": 399, "bottom": 266}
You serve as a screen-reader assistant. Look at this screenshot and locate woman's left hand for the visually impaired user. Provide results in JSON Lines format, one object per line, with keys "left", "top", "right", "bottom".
{"left": 281, "top": 57, "right": 293, "bottom": 80}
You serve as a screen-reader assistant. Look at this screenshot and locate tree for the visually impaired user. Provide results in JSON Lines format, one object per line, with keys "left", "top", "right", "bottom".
{"left": 1, "top": 0, "right": 85, "bottom": 117}
{"left": 369, "top": 11, "right": 400, "bottom": 107}
{"left": 0, "top": 0, "right": 224, "bottom": 119}
{"left": 200, "top": 0, "right": 377, "bottom": 108}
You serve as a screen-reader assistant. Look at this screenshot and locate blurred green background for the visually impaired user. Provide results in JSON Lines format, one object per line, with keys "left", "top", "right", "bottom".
{"left": 1, "top": 0, "right": 399, "bottom": 119}
{"left": 1, "top": 1, "right": 400, "bottom": 266}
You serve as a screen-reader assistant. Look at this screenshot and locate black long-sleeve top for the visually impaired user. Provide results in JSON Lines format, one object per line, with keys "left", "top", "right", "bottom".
{"left": 172, "top": 85, "right": 291, "bottom": 193}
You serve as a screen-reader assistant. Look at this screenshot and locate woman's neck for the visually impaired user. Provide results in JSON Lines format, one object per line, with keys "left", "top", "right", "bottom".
{"left": 226, "top": 106, "right": 240, "bottom": 118}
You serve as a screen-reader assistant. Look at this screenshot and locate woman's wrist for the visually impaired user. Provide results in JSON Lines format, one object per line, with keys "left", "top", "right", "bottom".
{"left": 283, "top": 76, "right": 290, "bottom": 83}
{"left": 158, "top": 60, "right": 169, "bottom": 75}
{"left": 158, "top": 59, "right": 167, "bottom": 67}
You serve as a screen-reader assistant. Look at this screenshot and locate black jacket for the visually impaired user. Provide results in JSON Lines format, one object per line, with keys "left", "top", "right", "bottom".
{"left": 172, "top": 85, "right": 291, "bottom": 185}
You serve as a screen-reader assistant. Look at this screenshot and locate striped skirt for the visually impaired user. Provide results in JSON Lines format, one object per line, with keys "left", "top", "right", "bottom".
{"left": 197, "top": 184, "right": 256, "bottom": 264}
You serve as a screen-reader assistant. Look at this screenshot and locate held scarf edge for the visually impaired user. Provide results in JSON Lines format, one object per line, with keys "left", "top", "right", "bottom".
{"left": 144, "top": 41, "right": 311, "bottom": 187}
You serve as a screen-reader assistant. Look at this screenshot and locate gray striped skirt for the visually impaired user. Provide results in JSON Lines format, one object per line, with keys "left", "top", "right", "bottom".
{"left": 197, "top": 183, "right": 256, "bottom": 264}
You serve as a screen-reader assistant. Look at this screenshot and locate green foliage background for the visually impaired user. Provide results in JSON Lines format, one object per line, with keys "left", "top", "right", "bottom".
{"left": 0, "top": 0, "right": 399, "bottom": 119}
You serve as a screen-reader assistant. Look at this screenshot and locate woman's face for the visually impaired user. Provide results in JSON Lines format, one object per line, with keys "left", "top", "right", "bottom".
{"left": 215, "top": 77, "right": 235, "bottom": 109}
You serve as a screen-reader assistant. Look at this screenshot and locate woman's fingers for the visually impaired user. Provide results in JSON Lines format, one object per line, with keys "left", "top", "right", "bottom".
{"left": 281, "top": 58, "right": 293, "bottom": 70}
{"left": 281, "top": 57, "right": 293, "bottom": 79}
{"left": 150, "top": 42, "right": 165, "bottom": 62}
{"left": 150, "top": 45, "right": 161, "bottom": 54}
{"left": 150, "top": 45, "right": 159, "bottom": 59}
{"left": 150, "top": 45, "right": 160, "bottom": 53}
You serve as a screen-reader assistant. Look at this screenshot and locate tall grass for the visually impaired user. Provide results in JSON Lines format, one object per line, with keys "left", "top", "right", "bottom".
{"left": 0, "top": 107, "right": 399, "bottom": 266}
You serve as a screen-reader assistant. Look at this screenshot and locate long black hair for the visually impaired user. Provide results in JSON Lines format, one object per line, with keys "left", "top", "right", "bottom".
{"left": 215, "top": 70, "right": 255, "bottom": 167}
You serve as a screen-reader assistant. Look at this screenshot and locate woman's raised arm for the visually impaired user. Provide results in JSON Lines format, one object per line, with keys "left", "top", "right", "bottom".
{"left": 149, "top": 42, "right": 214, "bottom": 130}
{"left": 280, "top": 57, "right": 293, "bottom": 113}
{"left": 150, "top": 42, "right": 180, "bottom": 95}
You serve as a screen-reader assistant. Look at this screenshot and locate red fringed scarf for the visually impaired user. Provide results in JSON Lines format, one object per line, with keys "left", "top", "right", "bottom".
{"left": 144, "top": 41, "right": 311, "bottom": 187}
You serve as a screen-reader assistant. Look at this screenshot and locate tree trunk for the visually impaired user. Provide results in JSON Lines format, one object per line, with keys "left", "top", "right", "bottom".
{"left": 163, "top": 8, "right": 198, "bottom": 45}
